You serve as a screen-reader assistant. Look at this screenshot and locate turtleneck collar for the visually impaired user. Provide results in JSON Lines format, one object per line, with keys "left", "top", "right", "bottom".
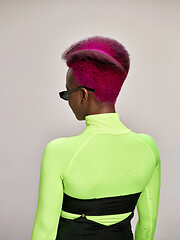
{"left": 84, "top": 112, "right": 131, "bottom": 134}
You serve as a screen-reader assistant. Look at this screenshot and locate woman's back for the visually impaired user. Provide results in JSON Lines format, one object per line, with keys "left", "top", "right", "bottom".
{"left": 31, "top": 113, "right": 161, "bottom": 240}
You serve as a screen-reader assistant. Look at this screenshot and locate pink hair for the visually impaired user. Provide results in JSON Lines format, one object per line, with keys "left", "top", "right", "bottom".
{"left": 61, "top": 35, "right": 130, "bottom": 105}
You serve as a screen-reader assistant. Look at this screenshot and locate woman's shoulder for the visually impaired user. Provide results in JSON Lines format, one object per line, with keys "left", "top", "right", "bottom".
{"left": 44, "top": 131, "right": 89, "bottom": 153}
{"left": 130, "top": 132, "right": 161, "bottom": 167}
{"left": 41, "top": 133, "right": 89, "bottom": 177}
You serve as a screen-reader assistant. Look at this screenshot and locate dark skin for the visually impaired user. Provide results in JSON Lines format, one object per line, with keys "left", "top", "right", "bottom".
{"left": 65, "top": 68, "right": 116, "bottom": 120}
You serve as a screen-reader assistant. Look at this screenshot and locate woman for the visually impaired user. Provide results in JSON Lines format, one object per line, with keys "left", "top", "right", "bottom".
{"left": 31, "top": 36, "right": 161, "bottom": 240}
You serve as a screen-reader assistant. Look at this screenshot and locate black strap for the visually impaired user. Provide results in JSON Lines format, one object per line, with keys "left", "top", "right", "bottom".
{"left": 62, "top": 192, "right": 142, "bottom": 215}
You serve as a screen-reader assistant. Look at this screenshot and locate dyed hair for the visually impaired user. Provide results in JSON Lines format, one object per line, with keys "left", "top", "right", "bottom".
{"left": 61, "top": 35, "right": 130, "bottom": 105}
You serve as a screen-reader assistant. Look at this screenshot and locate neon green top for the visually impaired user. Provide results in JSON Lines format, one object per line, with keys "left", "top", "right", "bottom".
{"left": 31, "top": 112, "right": 161, "bottom": 240}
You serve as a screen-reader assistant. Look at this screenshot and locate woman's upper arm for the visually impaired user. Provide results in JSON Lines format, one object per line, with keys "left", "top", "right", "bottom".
{"left": 31, "top": 141, "right": 64, "bottom": 240}
{"left": 135, "top": 135, "right": 161, "bottom": 240}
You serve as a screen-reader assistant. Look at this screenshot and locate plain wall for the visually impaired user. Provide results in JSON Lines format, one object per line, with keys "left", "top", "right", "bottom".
{"left": 0, "top": 0, "right": 180, "bottom": 239}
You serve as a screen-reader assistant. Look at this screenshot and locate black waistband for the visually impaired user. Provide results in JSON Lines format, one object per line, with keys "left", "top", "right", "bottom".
{"left": 62, "top": 192, "right": 142, "bottom": 215}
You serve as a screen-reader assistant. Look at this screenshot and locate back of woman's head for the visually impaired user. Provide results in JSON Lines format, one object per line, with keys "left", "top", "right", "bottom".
{"left": 61, "top": 35, "right": 130, "bottom": 105}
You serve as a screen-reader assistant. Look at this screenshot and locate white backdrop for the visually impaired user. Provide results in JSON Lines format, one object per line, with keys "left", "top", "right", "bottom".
{"left": 0, "top": 0, "right": 180, "bottom": 239}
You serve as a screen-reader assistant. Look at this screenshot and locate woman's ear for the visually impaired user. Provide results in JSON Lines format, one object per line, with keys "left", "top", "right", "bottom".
{"left": 80, "top": 88, "right": 88, "bottom": 103}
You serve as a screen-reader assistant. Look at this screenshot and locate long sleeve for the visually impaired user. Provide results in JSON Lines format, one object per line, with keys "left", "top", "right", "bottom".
{"left": 135, "top": 135, "right": 161, "bottom": 240}
{"left": 31, "top": 142, "right": 64, "bottom": 240}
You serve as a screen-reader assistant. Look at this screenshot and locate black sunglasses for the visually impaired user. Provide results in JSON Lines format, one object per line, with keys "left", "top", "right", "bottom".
{"left": 59, "top": 86, "right": 96, "bottom": 101}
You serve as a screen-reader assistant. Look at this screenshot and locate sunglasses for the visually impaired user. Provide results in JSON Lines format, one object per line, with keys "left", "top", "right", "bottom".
{"left": 59, "top": 86, "right": 96, "bottom": 101}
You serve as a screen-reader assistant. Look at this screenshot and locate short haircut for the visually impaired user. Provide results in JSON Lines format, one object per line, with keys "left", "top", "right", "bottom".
{"left": 61, "top": 35, "right": 130, "bottom": 105}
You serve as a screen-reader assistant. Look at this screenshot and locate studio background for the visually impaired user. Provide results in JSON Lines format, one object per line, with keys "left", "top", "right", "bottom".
{"left": 0, "top": 0, "right": 179, "bottom": 239}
